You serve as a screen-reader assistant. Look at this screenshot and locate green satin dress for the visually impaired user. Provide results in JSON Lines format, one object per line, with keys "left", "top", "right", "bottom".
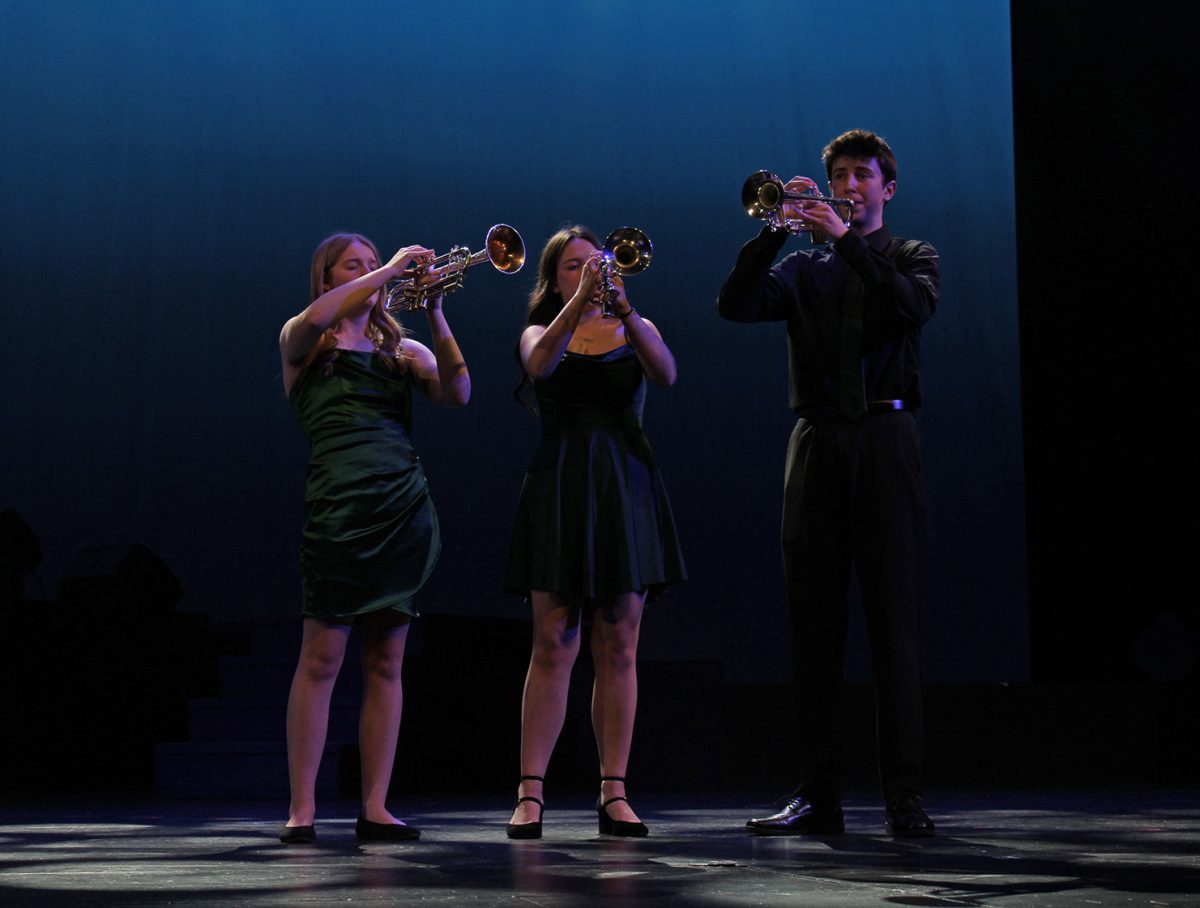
{"left": 289, "top": 349, "right": 440, "bottom": 619}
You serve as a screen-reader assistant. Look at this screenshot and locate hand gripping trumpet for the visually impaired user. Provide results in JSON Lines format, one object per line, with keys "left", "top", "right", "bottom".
{"left": 385, "top": 223, "right": 525, "bottom": 312}
{"left": 741, "top": 170, "right": 854, "bottom": 243}
{"left": 597, "top": 226, "right": 652, "bottom": 318}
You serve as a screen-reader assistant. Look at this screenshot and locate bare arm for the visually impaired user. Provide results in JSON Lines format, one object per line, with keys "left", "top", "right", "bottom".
{"left": 409, "top": 296, "right": 470, "bottom": 407}
{"left": 279, "top": 245, "right": 433, "bottom": 367}
{"left": 609, "top": 282, "right": 677, "bottom": 387}
{"left": 518, "top": 255, "right": 601, "bottom": 379}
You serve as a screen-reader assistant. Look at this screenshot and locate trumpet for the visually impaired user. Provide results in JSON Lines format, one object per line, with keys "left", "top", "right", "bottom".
{"left": 742, "top": 170, "right": 854, "bottom": 242}
{"left": 598, "top": 226, "right": 652, "bottom": 318}
{"left": 385, "top": 223, "right": 525, "bottom": 312}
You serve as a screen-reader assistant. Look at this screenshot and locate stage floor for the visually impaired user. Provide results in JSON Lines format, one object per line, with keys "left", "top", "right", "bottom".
{"left": 1, "top": 789, "right": 1197, "bottom": 906}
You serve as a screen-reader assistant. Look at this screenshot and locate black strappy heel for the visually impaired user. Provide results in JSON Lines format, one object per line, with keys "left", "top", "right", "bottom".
{"left": 506, "top": 775, "right": 545, "bottom": 840}
{"left": 596, "top": 776, "right": 648, "bottom": 837}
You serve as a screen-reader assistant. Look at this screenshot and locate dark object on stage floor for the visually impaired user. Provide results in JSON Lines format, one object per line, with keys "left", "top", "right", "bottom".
{"left": 356, "top": 816, "right": 421, "bottom": 841}
{"left": 1129, "top": 611, "right": 1196, "bottom": 682}
{"left": 58, "top": 543, "right": 183, "bottom": 614}
{"left": 885, "top": 792, "right": 936, "bottom": 837}
{"left": 745, "top": 794, "right": 845, "bottom": 835}
{"left": 0, "top": 508, "right": 42, "bottom": 607}
{"left": 279, "top": 824, "right": 316, "bottom": 844}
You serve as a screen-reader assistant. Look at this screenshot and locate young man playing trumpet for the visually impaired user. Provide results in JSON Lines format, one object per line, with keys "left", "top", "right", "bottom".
{"left": 717, "top": 129, "right": 940, "bottom": 837}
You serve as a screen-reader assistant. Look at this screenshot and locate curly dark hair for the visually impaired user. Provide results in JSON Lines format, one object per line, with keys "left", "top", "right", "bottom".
{"left": 822, "top": 129, "right": 897, "bottom": 185}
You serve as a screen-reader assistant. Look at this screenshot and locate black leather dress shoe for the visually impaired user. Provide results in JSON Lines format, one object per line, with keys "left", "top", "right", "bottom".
{"left": 746, "top": 795, "right": 845, "bottom": 835}
{"left": 884, "top": 792, "right": 935, "bottom": 837}
{"left": 279, "top": 824, "right": 316, "bottom": 844}
{"left": 355, "top": 816, "right": 421, "bottom": 841}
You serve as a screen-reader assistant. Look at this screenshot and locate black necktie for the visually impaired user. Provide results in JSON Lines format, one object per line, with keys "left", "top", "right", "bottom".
{"left": 838, "top": 270, "right": 866, "bottom": 420}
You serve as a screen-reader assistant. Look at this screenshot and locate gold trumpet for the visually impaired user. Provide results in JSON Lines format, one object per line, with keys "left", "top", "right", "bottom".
{"left": 598, "top": 226, "right": 652, "bottom": 318}
{"left": 386, "top": 223, "right": 525, "bottom": 312}
{"left": 742, "top": 170, "right": 854, "bottom": 242}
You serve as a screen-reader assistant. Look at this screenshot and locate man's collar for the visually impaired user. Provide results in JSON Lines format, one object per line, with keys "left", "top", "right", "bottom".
{"left": 860, "top": 224, "right": 892, "bottom": 250}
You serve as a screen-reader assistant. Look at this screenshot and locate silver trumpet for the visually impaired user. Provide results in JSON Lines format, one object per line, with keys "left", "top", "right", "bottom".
{"left": 598, "top": 226, "right": 652, "bottom": 318}
{"left": 385, "top": 223, "right": 525, "bottom": 312}
{"left": 741, "top": 170, "right": 854, "bottom": 243}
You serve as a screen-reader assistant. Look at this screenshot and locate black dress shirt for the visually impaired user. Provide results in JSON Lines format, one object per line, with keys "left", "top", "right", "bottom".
{"left": 717, "top": 224, "right": 940, "bottom": 416}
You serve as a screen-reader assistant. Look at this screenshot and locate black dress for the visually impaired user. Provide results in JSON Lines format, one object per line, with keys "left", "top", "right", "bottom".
{"left": 289, "top": 350, "right": 440, "bottom": 619}
{"left": 505, "top": 345, "right": 686, "bottom": 599}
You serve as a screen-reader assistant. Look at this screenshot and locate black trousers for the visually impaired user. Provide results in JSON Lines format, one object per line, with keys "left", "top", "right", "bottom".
{"left": 781, "top": 410, "right": 924, "bottom": 801}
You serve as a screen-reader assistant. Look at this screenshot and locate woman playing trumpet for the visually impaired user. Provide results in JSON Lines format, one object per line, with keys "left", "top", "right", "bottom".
{"left": 278, "top": 232, "right": 470, "bottom": 844}
{"left": 504, "top": 225, "right": 687, "bottom": 839}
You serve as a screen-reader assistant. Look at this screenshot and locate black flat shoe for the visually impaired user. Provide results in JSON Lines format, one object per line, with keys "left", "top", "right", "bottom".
{"left": 597, "top": 776, "right": 648, "bottom": 838}
{"left": 279, "top": 824, "right": 316, "bottom": 844}
{"left": 746, "top": 793, "right": 845, "bottom": 835}
{"left": 355, "top": 815, "right": 421, "bottom": 841}
{"left": 506, "top": 774, "right": 545, "bottom": 840}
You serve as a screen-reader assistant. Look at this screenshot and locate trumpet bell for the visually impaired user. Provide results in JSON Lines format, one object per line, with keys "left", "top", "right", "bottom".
{"left": 597, "top": 226, "right": 652, "bottom": 318}
{"left": 485, "top": 223, "right": 525, "bottom": 274}
{"left": 742, "top": 170, "right": 784, "bottom": 218}
{"left": 603, "top": 226, "right": 652, "bottom": 276}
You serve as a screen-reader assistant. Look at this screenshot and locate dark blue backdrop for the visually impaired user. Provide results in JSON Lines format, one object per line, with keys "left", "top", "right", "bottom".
{"left": 0, "top": 0, "right": 1024, "bottom": 682}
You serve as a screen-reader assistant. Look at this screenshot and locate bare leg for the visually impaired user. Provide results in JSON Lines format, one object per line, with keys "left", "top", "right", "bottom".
{"left": 591, "top": 591, "right": 645, "bottom": 823}
{"left": 509, "top": 590, "right": 582, "bottom": 826}
{"left": 286, "top": 617, "right": 351, "bottom": 827}
{"left": 358, "top": 609, "right": 412, "bottom": 825}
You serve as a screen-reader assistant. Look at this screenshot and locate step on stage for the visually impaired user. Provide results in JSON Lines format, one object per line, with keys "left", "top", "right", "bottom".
{"left": 1, "top": 789, "right": 1197, "bottom": 906}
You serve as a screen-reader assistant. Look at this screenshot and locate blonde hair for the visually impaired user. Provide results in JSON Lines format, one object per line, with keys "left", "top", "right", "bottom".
{"left": 306, "top": 233, "right": 408, "bottom": 370}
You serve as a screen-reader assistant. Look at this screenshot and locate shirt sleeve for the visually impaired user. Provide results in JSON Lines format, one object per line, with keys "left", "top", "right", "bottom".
{"left": 834, "top": 232, "right": 939, "bottom": 329}
{"left": 716, "top": 225, "right": 793, "bottom": 323}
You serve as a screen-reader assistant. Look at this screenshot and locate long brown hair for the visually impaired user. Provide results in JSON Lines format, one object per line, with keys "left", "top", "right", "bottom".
{"left": 524, "top": 225, "right": 602, "bottom": 328}
{"left": 514, "top": 225, "right": 602, "bottom": 411}
{"left": 306, "top": 233, "right": 408, "bottom": 369}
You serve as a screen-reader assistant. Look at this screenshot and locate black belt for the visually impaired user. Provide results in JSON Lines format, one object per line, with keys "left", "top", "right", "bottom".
{"left": 868, "top": 399, "right": 909, "bottom": 413}
{"left": 794, "top": 400, "right": 912, "bottom": 419}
